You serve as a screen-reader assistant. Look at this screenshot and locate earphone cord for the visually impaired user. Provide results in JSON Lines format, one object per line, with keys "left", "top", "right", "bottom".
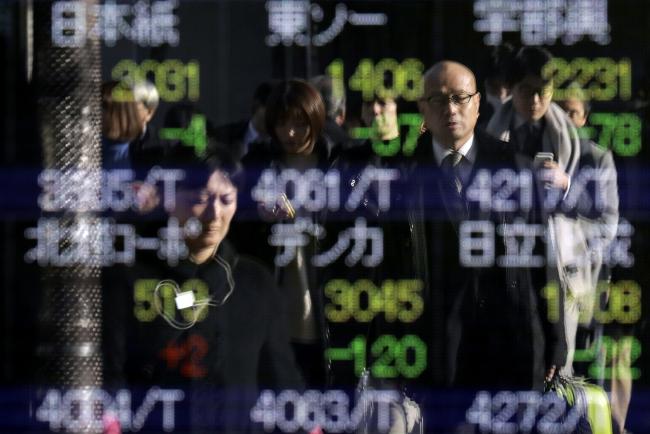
{"left": 153, "top": 252, "right": 236, "bottom": 330}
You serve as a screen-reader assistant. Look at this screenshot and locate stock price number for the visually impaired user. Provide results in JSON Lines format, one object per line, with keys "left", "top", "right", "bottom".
{"left": 327, "top": 58, "right": 424, "bottom": 101}
{"left": 327, "top": 335, "right": 427, "bottom": 379}
{"left": 159, "top": 114, "right": 208, "bottom": 157}
{"left": 582, "top": 112, "right": 642, "bottom": 157}
{"left": 112, "top": 59, "right": 200, "bottom": 102}
{"left": 574, "top": 335, "right": 642, "bottom": 380}
{"left": 466, "top": 390, "right": 593, "bottom": 434}
{"left": 350, "top": 113, "right": 424, "bottom": 157}
{"left": 250, "top": 389, "right": 398, "bottom": 433}
{"left": 543, "top": 57, "right": 632, "bottom": 101}
{"left": 325, "top": 279, "right": 423, "bottom": 323}
{"left": 542, "top": 280, "right": 641, "bottom": 325}
{"left": 133, "top": 278, "right": 209, "bottom": 323}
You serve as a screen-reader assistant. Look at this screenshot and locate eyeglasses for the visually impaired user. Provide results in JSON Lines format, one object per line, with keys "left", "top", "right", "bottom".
{"left": 421, "top": 92, "right": 479, "bottom": 107}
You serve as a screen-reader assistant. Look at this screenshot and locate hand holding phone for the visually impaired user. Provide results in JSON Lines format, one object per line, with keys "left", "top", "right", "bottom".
{"left": 534, "top": 152, "right": 554, "bottom": 168}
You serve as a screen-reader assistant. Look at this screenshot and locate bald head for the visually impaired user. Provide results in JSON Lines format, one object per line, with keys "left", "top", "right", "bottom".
{"left": 418, "top": 60, "right": 481, "bottom": 150}
{"left": 423, "top": 61, "right": 478, "bottom": 95}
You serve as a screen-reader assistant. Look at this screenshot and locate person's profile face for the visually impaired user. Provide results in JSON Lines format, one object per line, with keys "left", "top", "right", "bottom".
{"left": 174, "top": 170, "right": 238, "bottom": 250}
{"left": 512, "top": 75, "right": 553, "bottom": 122}
{"left": 559, "top": 97, "right": 587, "bottom": 128}
{"left": 274, "top": 114, "right": 312, "bottom": 155}
{"left": 418, "top": 68, "right": 480, "bottom": 149}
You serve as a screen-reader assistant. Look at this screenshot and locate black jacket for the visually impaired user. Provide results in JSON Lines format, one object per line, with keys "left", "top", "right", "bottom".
{"left": 374, "top": 130, "right": 566, "bottom": 391}
{"left": 102, "top": 239, "right": 303, "bottom": 389}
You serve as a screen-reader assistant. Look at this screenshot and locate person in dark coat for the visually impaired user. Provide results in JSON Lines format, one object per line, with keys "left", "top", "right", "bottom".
{"left": 236, "top": 79, "right": 341, "bottom": 388}
{"left": 392, "top": 60, "right": 567, "bottom": 391}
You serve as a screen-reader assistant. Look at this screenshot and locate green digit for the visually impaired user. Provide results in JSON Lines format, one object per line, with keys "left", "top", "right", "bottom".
{"left": 133, "top": 279, "right": 158, "bottom": 322}
{"left": 352, "top": 280, "right": 377, "bottom": 323}
{"left": 158, "top": 280, "right": 177, "bottom": 320}
{"left": 399, "top": 113, "right": 423, "bottom": 156}
{"left": 615, "top": 336, "right": 641, "bottom": 380}
{"left": 382, "top": 280, "right": 397, "bottom": 322}
{"left": 158, "top": 59, "right": 185, "bottom": 102}
{"left": 351, "top": 335, "right": 367, "bottom": 376}
{"left": 186, "top": 60, "right": 200, "bottom": 101}
{"left": 349, "top": 59, "right": 375, "bottom": 101}
{"left": 591, "top": 58, "right": 617, "bottom": 101}
{"left": 543, "top": 58, "right": 570, "bottom": 101}
{"left": 324, "top": 279, "right": 352, "bottom": 323}
{"left": 111, "top": 59, "right": 137, "bottom": 85}
{"left": 180, "top": 279, "right": 209, "bottom": 322}
{"left": 139, "top": 59, "right": 158, "bottom": 84}
{"left": 159, "top": 114, "right": 208, "bottom": 157}
{"left": 371, "top": 335, "right": 398, "bottom": 378}
{"left": 396, "top": 335, "right": 427, "bottom": 378}
{"left": 593, "top": 280, "right": 614, "bottom": 324}
{"left": 618, "top": 58, "right": 632, "bottom": 101}
{"left": 400, "top": 58, "right": 424, "bottom": 101}
{"left": 570, "top": 58, "right": 594, "bottom": 99}
{"left": 613, "top": 114, "right": 642, "bottom": 157}
{"left": 374, "top": 58, "right": 400, "bottom": 100}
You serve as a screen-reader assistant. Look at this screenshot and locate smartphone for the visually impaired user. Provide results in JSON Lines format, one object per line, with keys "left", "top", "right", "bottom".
{"left": 534, "top": 152, "right": 554, "bottom": 167}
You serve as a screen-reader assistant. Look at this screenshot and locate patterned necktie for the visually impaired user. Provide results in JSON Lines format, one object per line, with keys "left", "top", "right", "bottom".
{"left": 441, "top": 151, "right": 464, "bottom": 194}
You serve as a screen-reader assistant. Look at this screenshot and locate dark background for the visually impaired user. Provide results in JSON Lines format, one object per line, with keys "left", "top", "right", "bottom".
{"left": 1, "top": 0, "right": 649, "bottom": 431}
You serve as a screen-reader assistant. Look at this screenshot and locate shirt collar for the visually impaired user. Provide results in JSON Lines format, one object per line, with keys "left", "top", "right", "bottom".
{"left": 432, "top": 134, "right": 476, "bottom": 166}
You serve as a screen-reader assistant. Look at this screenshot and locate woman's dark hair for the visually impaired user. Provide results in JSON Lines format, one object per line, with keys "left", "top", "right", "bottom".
{"left": 163, "top": 145, "right": 245, "bottom": 192}
{"left": 265, "top": 79, "right": 326, "bottom": 152}
{"left": 101, "top": 80, "right": 143, "bottom": 142}
{"left": 506, "top": 46, "right": 554, "bottom": 87}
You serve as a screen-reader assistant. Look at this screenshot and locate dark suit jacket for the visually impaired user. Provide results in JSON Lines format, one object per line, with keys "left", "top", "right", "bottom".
{"left": 381, "top": 130, "right": 566, "bottom": 391}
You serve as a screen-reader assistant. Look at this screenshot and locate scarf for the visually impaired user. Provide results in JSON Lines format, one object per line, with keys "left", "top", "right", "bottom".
{"left": 486, "top": 100, "right": 581, "bottom": 178}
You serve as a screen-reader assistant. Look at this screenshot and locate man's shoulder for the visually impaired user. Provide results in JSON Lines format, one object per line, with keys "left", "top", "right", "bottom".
{"left": 579, "top": 138, "right": 614, "bottom": 169}
{"left": 474, "top": 129, "right": 514, "bottom": 163}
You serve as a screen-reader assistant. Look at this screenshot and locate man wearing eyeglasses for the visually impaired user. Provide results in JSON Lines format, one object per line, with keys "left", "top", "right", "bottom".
{"left": 394, "top": 60, "right": 567, "bottom": 392}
